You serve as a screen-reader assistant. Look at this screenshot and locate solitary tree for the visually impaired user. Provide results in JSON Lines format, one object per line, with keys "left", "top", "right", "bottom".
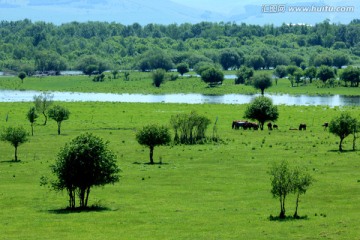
{"left": 176, "top": 63, "right": 189, "bottom": 76}
{"left": 269, "top": 160, "right": 293, "bottom": 219}
{"left": 244, "top": 96, "right": 279, "bottom": 130}
{"left": 1, "top": 126, "right": 28, "bottom": 162}
{"left": 329, "top": 112, "right": 358, "bottom": 151}
{"left": 136, "top": 124, "right": 171, "bottom": 164}
{"left": 51, "top": 133, "right": 120, "bottom": 209}
{"left": 152, "top": 68, "right": 166, "bottom": 87}
{"left": 252, "top": 73, "right": 272, "bottom": 95}
{"left": 18, "top": 72, "right": 26, "bottom": 83}
{"left": 26, "top": 106, "right": 38, "bottom": 136}
{"left": 48, "top": 105, "right": 70, "bottom": 135}
{"left": 200, "top": 67, "right": 224, "bottom": 87}
{"left": 33, "top": 92, "right": 53, "bottom": 125}
{"left": 292, "top": 167, "right": 313, "bottom": 218}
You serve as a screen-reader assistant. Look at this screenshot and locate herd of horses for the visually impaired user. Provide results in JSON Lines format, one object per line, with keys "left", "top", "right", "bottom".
{"left": 232, "top": 120, "right": 329, "bottom": 131}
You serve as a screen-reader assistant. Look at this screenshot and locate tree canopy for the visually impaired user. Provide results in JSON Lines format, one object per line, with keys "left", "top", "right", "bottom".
{"left": 244, "top": 96, "right": 279, "bottom": 130}
{"left": 51, "top": 133, "right": 120, "bottom": 209}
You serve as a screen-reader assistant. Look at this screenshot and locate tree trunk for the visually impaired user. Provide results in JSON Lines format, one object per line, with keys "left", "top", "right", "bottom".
{"left": 57, "top": 122, "right": 61, "bottom": 135}
{"left": 279, "top": 195, "right": 286, "bottom": 219}
{"left": 261, "top": 88, "right": 264, "bottom": 96}
{"left": 339, "top": 137, "right": 344, "bottom": 151}
{"left": 149, "top": 146, "right": 154, "bottom": 164}
{"left": 85, "top": 188, "right": 90, "bottom": 208}
{"left": 14, "top": 146, "right": 18, "bottom": 161}
{"left": 43, "top": 112, "right": 48, "bottom": 125}
{"left": 31, "top": 123, "right": 34, "bottom": 136}
{"left": 294, "top": 193, "right": 300, "bottom": 218}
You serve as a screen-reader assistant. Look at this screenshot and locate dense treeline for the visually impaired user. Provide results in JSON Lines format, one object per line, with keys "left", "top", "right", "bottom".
{"left": 0, "top": 19, "right": 360, "bottom": 73}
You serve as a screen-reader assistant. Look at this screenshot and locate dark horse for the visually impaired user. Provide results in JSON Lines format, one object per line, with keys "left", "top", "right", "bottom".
{"left": 232, "top": 120, "right": 247, "bottom": 129}
{"left": 244, "top": 122, "right": 259, "bottom": 130}
{"left": 267, "top": 122, "right": 273, "bottom": 130}
{"left": 299, "top": 123, "right": 307, "bottom": 130}
{"left": 273, "top": 124, "right": 278, "bottom": 130}
{"left": 322, "top": 122, "right": 329, "bottom": 130}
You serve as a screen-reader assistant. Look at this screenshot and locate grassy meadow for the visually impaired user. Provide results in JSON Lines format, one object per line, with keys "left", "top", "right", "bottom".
{"left": 1, "top": 71, "right": 360, "bottom": 96}
{"left": 1, "top": 101, "right": 360, "bottom": 239}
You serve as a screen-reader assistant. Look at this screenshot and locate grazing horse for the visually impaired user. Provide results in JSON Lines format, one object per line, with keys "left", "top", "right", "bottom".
{"left": 273, "top": 124, "right": 278, "bottom": 130}
{"left": 232, "top": 120, "right": 247, "bottom": 129}
{"left": 244, "top": 122, "right": 259, "bottom": 130}
{"left": 322, "top": 122, "right": 329, "bottom": 130}
{"left": 267, "top": 122, "right": 273, "bottom": 130}
{"left": 299, "top": 123, "right": 307, "bottom": 131}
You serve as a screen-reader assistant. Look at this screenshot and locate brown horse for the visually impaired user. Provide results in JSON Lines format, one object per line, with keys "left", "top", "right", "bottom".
{"left": 267, "top": 122, "right": 273, "bottom": 130}
{"left": 322, "top": 122, "right": 329, "bottom": 130}
{"left": 273, "top": 124, "right": 278, "bottom": 130}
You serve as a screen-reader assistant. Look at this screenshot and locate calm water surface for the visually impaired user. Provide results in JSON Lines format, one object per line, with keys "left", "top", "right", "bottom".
{"left": 1, "top": 90, "right": 360, "bottom": 107}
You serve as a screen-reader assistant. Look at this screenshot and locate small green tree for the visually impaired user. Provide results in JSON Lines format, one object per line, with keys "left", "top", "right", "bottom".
{"left": 340, "top": 66, "right": 360, "bottom": 87}
{"left": 152, "top": 68, "right": 166, "bottom": 87}
{"left": 124, "top": 71, "right": 130, "bottom": 81}
{"left": 111, "top": 69, "right": 119, "bottom": 79}
{"left": 304, "top": 66, "right": 317, "bottom": 83}
{"left": 26, "top": 106, "right": 38, "bottom": 136}
{"left": 329, "top": 112, "right": 358, "bottom": 151}
{"left": 244, "top": 96, "right": 279, "bottom": 130}
{"left": 176, "top": 63, "right": 189, "bottom": 76}
{"left": 273, "top": 65, "right": 287, "bottom": 79}
{"left": 136, "top": 124, "right": 171, "bottom": 164}
{"left": 48, "top": 105, "right": 70, "bottom": 135}
{"left": 235, "top": 66, "right": 254, "bottom": 84}
{"left": 33, "top": 92, "right": 53, "bottom": 125}
{"left": 269, "top": 160, "right": 293, "bottom": 219}
{"left": 292, "top": 167, "right": 313, "bottom": 218}
{"left": 1, "top": 126, "right": 28, "bottom": 162}
{"left": 252, "top": 73, "right": 272, "bottom": 95}
{"left": 51, "top": 133, "right": 120, "bottom": 209}
{"left": 293, "top": 69, "right": 303, "bottom": 86}
{"left": 200, "top": 67, "right": 224, "bottom": 87}
{"left": 18, "top": 72, "right": 26, "bottom": 83}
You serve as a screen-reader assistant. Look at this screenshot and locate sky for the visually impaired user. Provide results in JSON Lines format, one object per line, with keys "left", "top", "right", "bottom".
{"left": 0, "top": 0, "right": 358, "bottom": 25}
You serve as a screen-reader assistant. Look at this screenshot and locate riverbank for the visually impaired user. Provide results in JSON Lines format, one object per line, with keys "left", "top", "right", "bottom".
{"left": 1, "top": 72, "right": 360, "bottom": 96}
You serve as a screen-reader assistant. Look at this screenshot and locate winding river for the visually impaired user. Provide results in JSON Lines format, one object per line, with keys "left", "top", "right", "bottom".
{"left": 1, "top": 90, "right": 360, "bottom": 107}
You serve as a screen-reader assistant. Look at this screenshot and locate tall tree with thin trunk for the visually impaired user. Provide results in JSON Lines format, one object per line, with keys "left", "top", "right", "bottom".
{"left": 1, "top": 126, "right": 28, "bottom": 162}
{"left": 48, "top": 105, "right": 70, "bottom": 135}
{"left": 26, "top": 106, "right": 38, "bottom": 136}
{"left": 329, "top": 112, "right": 358, "bottom": 151}
{"left": 136, "top": 124, "right": 171, "bottom": 164}
{"left": 33, "top": 92, "right": 53, "bottom": 125}
{"left": 292, "top": 167, "right": 313, "bottom": 218}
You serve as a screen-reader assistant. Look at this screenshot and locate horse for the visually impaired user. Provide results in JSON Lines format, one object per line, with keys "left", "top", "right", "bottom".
{"left": 273, "top": 124, "right": 278, "bottom": 130}
{"left": 299, "top": 123, "right": 307, "bottom": 131}
{"left": 322, "top": 122, "right": 329, "bottom": 130}
{"left": 244, "top": 122, "right": 259, "bottom": 130}
{"left": 232, "top": 120, "right": 247, "bottom": 129}
{"left": 267, "top": 122, "right": 273, "bottom": 130}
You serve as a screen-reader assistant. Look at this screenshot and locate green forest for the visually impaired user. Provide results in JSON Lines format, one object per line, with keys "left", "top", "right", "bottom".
{"left": 1, "top": 19, "right": 360, "bottom": 74}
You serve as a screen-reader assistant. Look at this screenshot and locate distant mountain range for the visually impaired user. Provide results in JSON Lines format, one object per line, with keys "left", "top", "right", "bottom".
{"left": 0, "top": 0, "right": 358, "bottom": 25}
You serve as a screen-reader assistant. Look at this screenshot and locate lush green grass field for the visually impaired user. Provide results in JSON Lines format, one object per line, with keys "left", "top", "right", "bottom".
{"left": 1, "top": 102, "right": 360, "bottom": 239}
{"left": 1, "top": 71, "right": 360, "bottom": 96}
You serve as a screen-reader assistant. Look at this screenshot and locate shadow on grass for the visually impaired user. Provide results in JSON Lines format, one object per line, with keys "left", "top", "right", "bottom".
{"left": 269, "top": 215, "right": 308, "bottom": 222}
{"left": 133, "top": 161, "right": 168, "bottom": 165}
{"left": 327, "top": 149, "right": 358, "bottom": 153}
{"left": 48, "top": 206, "right": 111, "bottom": 214}
{"left": 0, "top": 159, "right": 22, "bottom": 164}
